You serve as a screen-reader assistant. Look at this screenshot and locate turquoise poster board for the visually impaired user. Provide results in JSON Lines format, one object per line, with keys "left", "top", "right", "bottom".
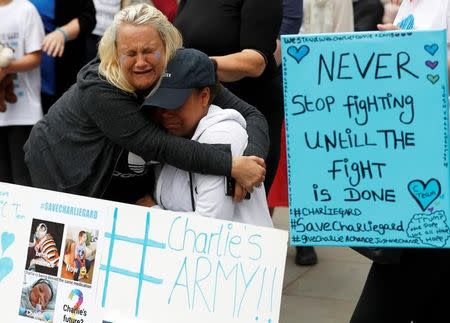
{"left": 282, "top": 30, "right": 450, "bottom": 248}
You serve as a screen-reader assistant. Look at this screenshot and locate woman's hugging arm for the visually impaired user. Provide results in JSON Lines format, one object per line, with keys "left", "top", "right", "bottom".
{"left": 213, "top": 84, "right": 269, "bottom": 159}
{"left": 84, "top": 83, "right": 233, "bottom": 176}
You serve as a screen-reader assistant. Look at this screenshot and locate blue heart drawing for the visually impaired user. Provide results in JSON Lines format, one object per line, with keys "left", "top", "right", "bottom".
{"left": 424, "top": 44, "right": 439, "bottom": 56}
{"left": 427, "top": 74, "right": 440, "bottom": 84}
{"left": 0, "top": 257, "right": 13, "bottom": 282}
{"left": 1, "top": 232, "right": 14, "bottom": 255}
{"left": 408, "top": 179, "right": 441, "bottom": 211}
{"left": 397, "top": 14, "right": 415, "bottom": 30}
{"left": 287, "top": 45, "right": 310, "bottom": 64}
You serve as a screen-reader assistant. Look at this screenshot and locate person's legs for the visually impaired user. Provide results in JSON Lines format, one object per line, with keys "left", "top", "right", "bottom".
{"left": 351, "top": 262, "right": 411, "bottom": 323}
{"left": 295, "top": 246, "right": 317, "bottom": 266}
{"left": 403, "top": 249, "right": 450, "bottom": 322}
{"left": 0, "top": 126, "right": 12, "bottom": 183}
{"left": 7, "top": 125, "right": 32, "bottom": 186}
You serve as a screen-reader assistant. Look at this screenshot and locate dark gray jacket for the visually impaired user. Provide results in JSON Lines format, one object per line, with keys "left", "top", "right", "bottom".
{"left": 24, "top": 59, "right": 269, "bottom": 198}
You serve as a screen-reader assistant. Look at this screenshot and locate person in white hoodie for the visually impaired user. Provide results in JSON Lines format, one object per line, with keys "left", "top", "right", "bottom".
{"left": 141, "top": 48, "right": 272, "bottom": 228}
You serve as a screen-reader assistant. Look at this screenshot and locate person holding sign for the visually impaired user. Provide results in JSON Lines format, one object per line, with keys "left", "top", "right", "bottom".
{"left": 141, "top": 48, "right": 273, "bottom": 227}
{"left": 350, "top": 1, "right": 450, "bottom": 322}
{"left": 24, "top": 4, "right": 269, "bottom": 203}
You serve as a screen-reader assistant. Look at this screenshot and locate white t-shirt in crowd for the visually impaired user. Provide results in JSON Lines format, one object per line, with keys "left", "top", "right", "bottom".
{"left": 92, "top": 0, "right": 121, "bottom": 36}
{"left": 92, "top": 0, "right": 156, "bottom": 37}
{"left": 0, "top": 0, "right": 44, "bottom": 126}
{"left": 394, "top": 0, "right": 450, "bottom": 47}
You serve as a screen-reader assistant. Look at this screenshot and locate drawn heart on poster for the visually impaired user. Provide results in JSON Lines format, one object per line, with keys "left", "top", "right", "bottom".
{"left": 1, "top": 231, "right": 14, "bottom": 255}
{"left": 408, "top": 179, "right": 441, "bottom": 211}
{"left": 425, "top": 60, "right": 438, "bottom": 70}
{"left": 424, "top": 44, "right": 439, "bottom": 56}
{"left": 0, "top": 257, "right": 13, "bottom": 282}
{"left": 287, "top": 45, "right": 310, "bottom": 64}
{"left": 427, "top": 74, "right": 440, "bottom": 84}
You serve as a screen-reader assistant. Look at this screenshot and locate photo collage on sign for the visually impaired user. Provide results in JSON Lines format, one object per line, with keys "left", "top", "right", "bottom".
{"left": 19, "top": 218, "right": 98, "bottom": 322}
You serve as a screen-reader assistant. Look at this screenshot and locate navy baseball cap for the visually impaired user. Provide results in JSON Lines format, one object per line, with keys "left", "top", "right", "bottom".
{"left": 142, "top": 48, "right": 215, "bottom": 110}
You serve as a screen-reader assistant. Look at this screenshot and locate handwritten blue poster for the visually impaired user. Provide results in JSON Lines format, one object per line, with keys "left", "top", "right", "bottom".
{"left": 282, "top": 30, "right": 450, "bottom": 248}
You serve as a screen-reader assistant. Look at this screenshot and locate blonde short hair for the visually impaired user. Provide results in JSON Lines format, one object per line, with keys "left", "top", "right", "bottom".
{"left": 98, "top": 4, "right": 183, "bottom": 93}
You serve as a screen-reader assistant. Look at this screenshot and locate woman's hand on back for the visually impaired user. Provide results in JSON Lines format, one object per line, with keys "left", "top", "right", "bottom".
{"left": 231, "top": 156, "right": 266, "bottom": 193}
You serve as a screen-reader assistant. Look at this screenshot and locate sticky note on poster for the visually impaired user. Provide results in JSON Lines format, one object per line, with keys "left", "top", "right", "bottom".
{"left": 282, "top": 30, "right": 450, "bottom": 248}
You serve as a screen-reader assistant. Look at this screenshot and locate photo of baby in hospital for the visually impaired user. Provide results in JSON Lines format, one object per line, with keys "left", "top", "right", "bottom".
{"left": 60, "top": 227, "right": 98, "bottom": 284}
{"left": 18, "top": 274, "right": 58, "bottom": 322}
{"left": 26, "top": 219, "right": 64, "bottom": 277}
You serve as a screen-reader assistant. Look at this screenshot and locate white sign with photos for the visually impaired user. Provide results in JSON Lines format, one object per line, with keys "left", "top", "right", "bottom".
{"left": 0, "top": 183, "right": 288, "bottom": 323}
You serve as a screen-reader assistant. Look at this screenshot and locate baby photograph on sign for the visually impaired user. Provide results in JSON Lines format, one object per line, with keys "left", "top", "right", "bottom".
{"left": 26, "top": 219, "right": 64, "bottom": 277}
{"left": 18, "top": 274, "right": 59, "bottom": 322}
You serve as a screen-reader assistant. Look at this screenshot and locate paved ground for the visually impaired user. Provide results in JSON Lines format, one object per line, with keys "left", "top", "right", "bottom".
{"left": 272, "top": 208, "right": 371, "bottom": 323}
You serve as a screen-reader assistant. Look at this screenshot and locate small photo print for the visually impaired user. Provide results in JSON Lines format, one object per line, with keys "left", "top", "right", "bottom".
{"left": 18, "top": 274, "right": 58, "bottom": 322}
{"left": 26, "top": 219, "right": 64, "bottom": 276}
{"left": 60, "top": 227, "right": 98, "bottom": 285}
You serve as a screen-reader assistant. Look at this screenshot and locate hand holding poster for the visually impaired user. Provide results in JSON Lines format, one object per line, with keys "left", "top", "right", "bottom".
{"left": 282, "top": 30, "right": 450, "bottom": 248}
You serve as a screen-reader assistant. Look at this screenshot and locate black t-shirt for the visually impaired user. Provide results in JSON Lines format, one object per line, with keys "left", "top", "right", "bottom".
{"left": 176, "top": 0, "right": 280, "bottom": 59}
{"left": 175, "top": 0, "right": 282, "bottom": 115}
{"left": 102, "top": 151, "right": 155, "bottom": 204}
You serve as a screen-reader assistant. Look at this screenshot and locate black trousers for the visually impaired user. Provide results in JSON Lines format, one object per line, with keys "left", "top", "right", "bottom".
{"left": 351, "top": 249, "right": 450, "bottom": 323}
{"left": 0, "top": 125, "right": 33, "bottom": 186}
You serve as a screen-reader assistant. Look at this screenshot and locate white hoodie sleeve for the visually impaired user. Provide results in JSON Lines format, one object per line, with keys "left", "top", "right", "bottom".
{"left": 183, "top": 119, "right": 248, "bottom": 221}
